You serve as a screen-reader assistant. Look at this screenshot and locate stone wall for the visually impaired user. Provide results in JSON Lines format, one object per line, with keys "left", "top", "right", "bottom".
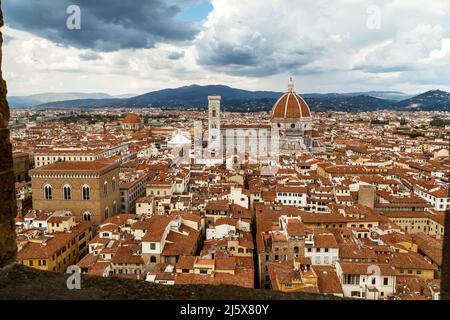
{"left": 0, "top": 264, "right": 342, "bottom": 300}
{"left": 0, "top": 1, "right": 18, "bottom": 268}
{"left": 441, "top": 180, "right": 450, "bottom": 299}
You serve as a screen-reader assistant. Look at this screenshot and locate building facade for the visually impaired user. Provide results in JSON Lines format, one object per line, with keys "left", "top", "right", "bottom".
{"left": 207, "top": 79, "right": 324, "bottom": 160}
{"left": 13, "top": 152, "right": 30, "bottom": 182}
{"left": 122, "top": 113, "right": 143, "bottom": 132}
{"left": 30, "top": 160, "right": 121, "bottom": 224}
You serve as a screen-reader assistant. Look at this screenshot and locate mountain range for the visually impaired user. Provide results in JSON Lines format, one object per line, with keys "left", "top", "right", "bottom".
{"left": 8, "top": 85, "right": 450, "bottom": 112}
{"left": 8, "top": 92, "right": 136, "bottom": 108}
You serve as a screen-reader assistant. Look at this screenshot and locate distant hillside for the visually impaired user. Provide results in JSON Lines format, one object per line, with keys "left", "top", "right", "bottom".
{"left": 341, "top": 91, "right": 413, "bottom": 101}
{"left": 31, "top": 85, "right": 283, "bottom": 110}
{"left": 118, "top": 85, "right": 282, "bottom": 109}
{"left": 302, "top": 94, "right": 397, "bottom": 112}
{"left": 8, "top": 92, "right": 114, "bottom": 108}
{"left": 12, "top": 85, "right": 450, "bottom": 112}
{"left": 36, "top": 98, "right": 122, "bottom": 109}
{"left": 395, "top": 90, "right": 450, "bottom": 111}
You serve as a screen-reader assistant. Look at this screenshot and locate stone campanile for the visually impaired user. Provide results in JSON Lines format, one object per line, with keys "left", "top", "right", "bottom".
{"left": 208, "top": 95, "right": 221, "bottom": 148}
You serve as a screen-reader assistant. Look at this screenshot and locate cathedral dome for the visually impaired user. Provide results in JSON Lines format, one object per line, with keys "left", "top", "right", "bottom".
{"left": 271, "top": 79, "right": 311, "bottom": 120}
{"left": 123, "top": 113, "right": 141, "bottom": 124}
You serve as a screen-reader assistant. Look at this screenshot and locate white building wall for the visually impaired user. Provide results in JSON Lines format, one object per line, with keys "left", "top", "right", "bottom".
{"left": 206, "top": 224, "right": 236, "bottom": 240}
{"left": 226, "top": 188, "right": 249, "bottom": 209}
{"left": 305, "top": 247, "right": 339, "bottom": 265}
{"left": 136, "top": 202, "right": 153, "bottom": 216}
{"left": 276, "top": 192, "right": 307, "bottom": 207}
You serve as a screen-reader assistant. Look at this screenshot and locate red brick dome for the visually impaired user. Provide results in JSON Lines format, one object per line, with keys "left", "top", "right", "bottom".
{"left": 123, "top": 113, "right": 141, "bottom": 124}
{"left": 271, "top": 79, "right": 311, "bottom": 120}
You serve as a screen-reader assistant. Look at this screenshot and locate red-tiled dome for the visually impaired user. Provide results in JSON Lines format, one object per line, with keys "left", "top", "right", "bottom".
{"left": 123, "top": 113, "right": 141, "bottom": 124}
{"left": 271, "top": 80, "right": 311, "bottom": 119}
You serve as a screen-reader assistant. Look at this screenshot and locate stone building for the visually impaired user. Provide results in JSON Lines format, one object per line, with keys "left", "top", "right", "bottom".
{"left": 12, "top": 152, "right": 30, "bottom": 182}
{"left": 16, "top": 215, "right": 94, "bottom": 272}
{"left": 121, "top": 113, "right": 143, "bottom": 132}
{"left": 33, "top": 148, "right": 116, "bottom": 168}
{"left": 207, "top": 78, "right": 324, "bottom": 159}
{"left": 29, "top": 160, "right": 120, "bottom": 224}
{"left": 257, "top": 214, "right": 306, "bottom": 289}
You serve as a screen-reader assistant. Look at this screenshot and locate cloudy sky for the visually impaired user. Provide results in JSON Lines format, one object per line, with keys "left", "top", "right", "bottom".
{"left": 2, "top": 0, "right": 450, "bottom": 96}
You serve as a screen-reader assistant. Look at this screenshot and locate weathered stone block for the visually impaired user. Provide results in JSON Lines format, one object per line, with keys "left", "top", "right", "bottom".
{"left": 0, "top": 1, "right": 17, "bottom": 267}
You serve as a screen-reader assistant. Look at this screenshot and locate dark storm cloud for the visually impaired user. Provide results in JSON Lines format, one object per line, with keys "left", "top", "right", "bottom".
{"left": 200, "top": 42, "right": 258, "bottom": 66}
{"left": 3, "top": 0, "right": 200, "bottom": 51}
{"left": 197, "top": 37, "right": 323, "bottom": 77}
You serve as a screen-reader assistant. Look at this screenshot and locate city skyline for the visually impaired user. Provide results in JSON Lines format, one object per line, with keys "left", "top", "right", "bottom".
{"left": 1, "top": 0, "right": 450, "bottom": 305}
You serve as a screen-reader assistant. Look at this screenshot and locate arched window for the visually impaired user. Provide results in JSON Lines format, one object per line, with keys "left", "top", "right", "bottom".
{"left": 103, "top": 181, "right": 108, "bottom": 197}
{"left": 212, "top": 109, "right": 216, "bottom": 117}
{"left": 63, "top": 185, "right": 71, "bottom": 200}
{"left": 113, "top": 201, "right": 117, "bottom": 215}
{"left": 112, "top": 177, "right": 116, "bottom": 192}
{"left": 294, "top": 246, "right": 299, "bottom": 254}
{"left": 82, "top": 185, "right": 90, "bottom": 200}
{"left": 150, "top": 256, "right": 157, "bottom": 263}
{"left": 104, "top": 207, "right": 109, "bottom": 219}
{"left": 83, "top": 212, "right": 91, "bottom": 221}
{"left": 44, "top": 184, "right": 52, "bottom": 200}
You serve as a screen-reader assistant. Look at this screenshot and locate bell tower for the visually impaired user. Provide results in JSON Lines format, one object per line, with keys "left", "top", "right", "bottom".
{"left": 208, "top": 95, "right": 221, "bottom": 147}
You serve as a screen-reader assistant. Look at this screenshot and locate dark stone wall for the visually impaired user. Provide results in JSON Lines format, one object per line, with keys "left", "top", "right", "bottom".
{"left": 0, "top": 1, "right": 18, "bottom": 268}
{"left": 0, "top": 264, "right": 343, "bottom": 300}
{"left": 441, "top": 168, "right": 450, "bottom": 299}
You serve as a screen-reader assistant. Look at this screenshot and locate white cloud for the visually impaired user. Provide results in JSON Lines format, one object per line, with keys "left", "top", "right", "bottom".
{"left": 3, "top": 0, "right": 450, "bottom": 95}
{"left": 420, "top": 38, "right": 450, "bottom": 65}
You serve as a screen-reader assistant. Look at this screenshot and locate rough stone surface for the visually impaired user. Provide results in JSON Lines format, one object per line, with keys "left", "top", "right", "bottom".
{"left": 0, "top": 264, "right": 342, "bottom": 300}
{"left": 441, "top": 176, "right": 450, "bottom": 299}
{"left": 0, "top": 1, "right": 18, "bottom": 268}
